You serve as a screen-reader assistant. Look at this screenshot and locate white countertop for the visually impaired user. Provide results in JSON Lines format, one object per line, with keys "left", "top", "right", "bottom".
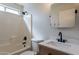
{"left": 39, "top": 39, "right": 79, "bottom": 55}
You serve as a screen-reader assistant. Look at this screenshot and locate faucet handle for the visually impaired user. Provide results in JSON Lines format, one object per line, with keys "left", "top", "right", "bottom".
{"left": 23, "top": 36, "right": 27, "bottom": 40}
{"left": 62, "top": 39, "right": 67, "bottom": 43}
{"left": 22, "top": 42, "right": 26, "bottom": 44}
{"left": 56, "top": 38, "right": 67, "bottom": 43}
{"left": 56, "top": 38, "right": 60, "bottom": 42}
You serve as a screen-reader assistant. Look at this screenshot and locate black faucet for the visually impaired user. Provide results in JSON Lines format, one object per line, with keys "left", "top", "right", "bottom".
{"left": 57, "top": 32, "right": 66, "bottom": 43}
{"left": 58, "top": 32, "right": 63, "bottom": 42}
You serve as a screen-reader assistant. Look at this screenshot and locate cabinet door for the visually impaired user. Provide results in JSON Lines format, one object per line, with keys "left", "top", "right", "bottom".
{"left": 59, "top": 9, "right": 75, "bottom": 28}
{"left": 39, "top": 45, "right": 69, "bottom": 55}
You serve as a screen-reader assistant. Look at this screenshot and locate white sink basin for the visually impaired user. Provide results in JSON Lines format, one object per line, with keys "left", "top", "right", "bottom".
{"left": 47, "top": 41, "right": 71, "bottom": 48}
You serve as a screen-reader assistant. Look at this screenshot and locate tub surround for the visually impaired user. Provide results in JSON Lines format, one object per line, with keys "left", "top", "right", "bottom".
{"left": 38, "top": 38, "right": 79, "bottom": 55}
{"left": 9, "top": 46, "right": 31, "bottom": 55}
{"left": 0, "top": 11, "right": 31, "bottom": 55}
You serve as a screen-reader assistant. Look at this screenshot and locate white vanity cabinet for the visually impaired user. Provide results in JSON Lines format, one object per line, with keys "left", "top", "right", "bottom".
{"left": 51, "top": 9, "right": 75, "bottom": 28}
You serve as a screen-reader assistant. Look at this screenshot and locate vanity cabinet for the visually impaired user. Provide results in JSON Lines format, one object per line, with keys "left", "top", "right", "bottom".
{"left": 51, "top": 4, "right": 75, "bottom": 28}
{"left": 38, "top": 44, "right": 69, "bottom": 55}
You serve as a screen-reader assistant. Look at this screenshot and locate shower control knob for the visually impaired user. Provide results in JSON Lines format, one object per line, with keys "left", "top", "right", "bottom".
{"left": 22, "top": 42, "right": 26, "bottom": 44}
{"left": 23, "top": 36, "right": 27, "bottom": 40}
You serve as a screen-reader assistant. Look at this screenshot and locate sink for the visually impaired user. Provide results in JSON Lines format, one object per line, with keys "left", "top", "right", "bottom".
{"left": 47, "top": 41, "right": 71, "bottom": 48}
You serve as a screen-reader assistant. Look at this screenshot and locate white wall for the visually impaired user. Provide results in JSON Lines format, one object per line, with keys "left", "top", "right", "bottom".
{"left": 23, "top": 3, "right": 51, "bottom": 40}
{"left": 23, "top": 3, "right": 79, "bottom": 42}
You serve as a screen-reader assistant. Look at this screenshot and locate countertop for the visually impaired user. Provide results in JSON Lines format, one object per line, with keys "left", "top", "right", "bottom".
{"left": 38, "top": 39, "right": 79, "bottom": 55}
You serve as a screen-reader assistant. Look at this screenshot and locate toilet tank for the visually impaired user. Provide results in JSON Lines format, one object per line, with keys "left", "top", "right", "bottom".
{"left": 32, "top": 38, "right": 44, "bottom": 53}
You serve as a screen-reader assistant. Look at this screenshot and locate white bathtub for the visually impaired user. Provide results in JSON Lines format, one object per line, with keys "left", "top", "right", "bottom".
{"left": 0, "top": 41, "right": 31, "bottom": 55}
{"left": 10, "top": 47, "right": 30, "bottom": 55}
{"left": 0, "top": 47, "right": 31, "bottom": 55}
{"left": 0, "top": 52, "right": 9, "bottom": 55}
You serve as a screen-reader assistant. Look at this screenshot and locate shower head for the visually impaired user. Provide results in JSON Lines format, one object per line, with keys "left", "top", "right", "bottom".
{"left": 22, "top": 11, "right": 28, "bottom": 15}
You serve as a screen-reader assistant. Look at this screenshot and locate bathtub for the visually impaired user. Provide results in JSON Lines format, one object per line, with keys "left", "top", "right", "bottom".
{"left": 0, "top": 45, "right": 31, "bottom": 55}
{"left": 9, "top": 46, "right": 30, "bottom": 55}
{"left": 0, "top": 40, "right": 31, "bottom": 55}
{"left": 0, "top": 35, "right": 31, "bottom": 55}
{"left": 0, "top": 52, "right": 9, "bottom": 55}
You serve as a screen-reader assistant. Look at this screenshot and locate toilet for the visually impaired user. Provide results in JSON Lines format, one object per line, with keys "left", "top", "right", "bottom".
{"left": 20, "top": 38, "right": 44, "bottom": 55}
{"left": 32, "top": 38, "right": 44, "bottom": 54}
